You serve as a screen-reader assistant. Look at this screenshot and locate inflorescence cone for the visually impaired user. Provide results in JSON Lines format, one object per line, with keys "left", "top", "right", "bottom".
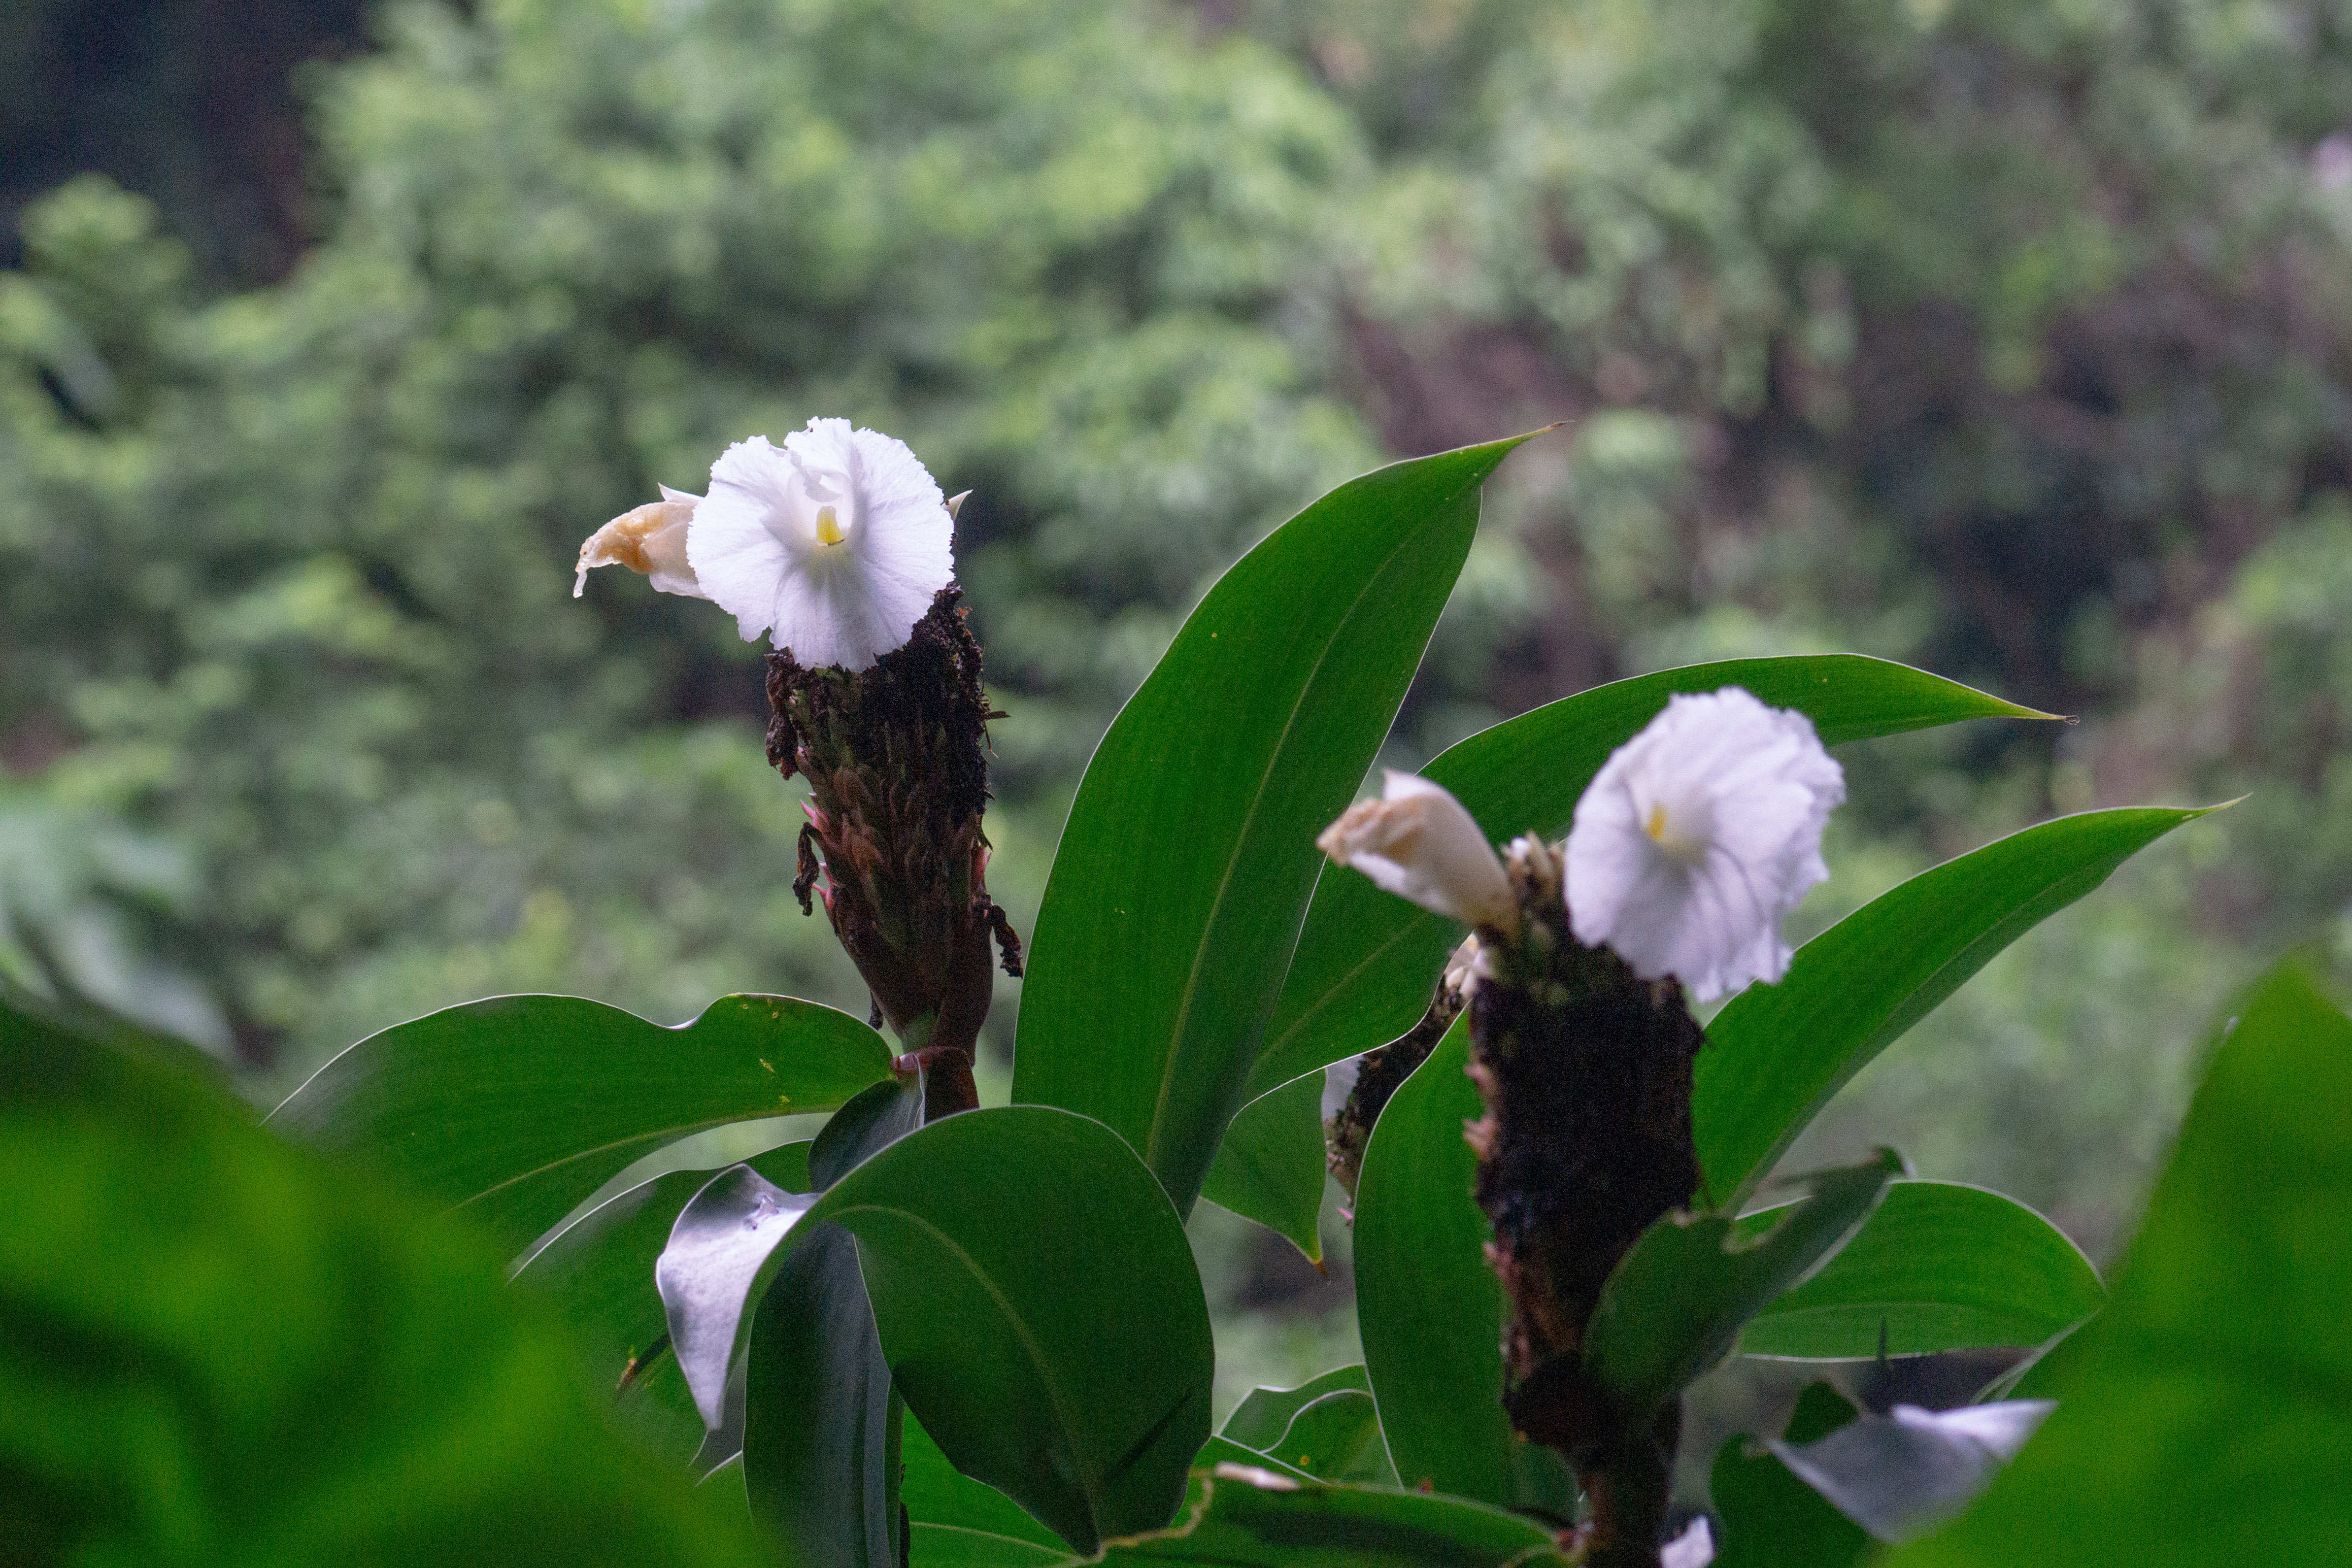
{"left": 1467, "top": 834, "right": 1705, "bottom": 1565}
{"left": 766, "top": 586, "right": 1021, "bottom": 1120}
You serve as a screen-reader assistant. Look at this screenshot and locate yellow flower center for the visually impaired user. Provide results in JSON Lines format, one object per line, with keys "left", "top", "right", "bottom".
{"left": 815, "top": 503, "right": 846, "bottom": 546}
{"left": 1645, "top": 801, "right": 1670, "bottom": 843}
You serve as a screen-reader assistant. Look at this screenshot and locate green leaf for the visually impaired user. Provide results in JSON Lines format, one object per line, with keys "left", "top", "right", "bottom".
{"left": 1583, "top": 1150, "right": 1903, "bottom": 1420}
{"left": 510, "top": 1138, "right": 812, "bottom": 1467}
{"left": 0, "top": 997, "right": 773, "bottom": 1567}
{"left": 1218, "top": 1364, "right": 1369, "bottom": 1450}
{"left": 1257, "top": 1390, "right": 1396, "bottom": 1485}
{"left": 1736, "top": 1181, "right": 2105, "bottom": 1359}
{"left": 1710, "top": 1382, "right": 1871, "bottom": 1568}
{"left": 909, "top": 1524, "right": 1072, "bottom": 1567}
{"left": 1199, "top": 1068, "right": 1327, "bottom": 1263}
{"left": 268, "top": 993, "right": 894, "bottom": 1248}
{"left": 1352, "top": 1018, "right": 1527, "bottom": 1506}
{"left": 1249, "top": 655, "right": 2052, "bottom": 1100}
{"left": 743, "top": 1224, "right": 902, "bottom": 1567}
{"left": 659, "top": 1106, "right": 1213, "bottom": 1555}
{"left": 1013, "top": 438, "right": 1529, "bottom": 1215}
{"left": 810, "top": 1076, "right": 930, "bottom": 1188}
{"left": 904, "top": 1409, "right": 1067, "bottom": 1551}
{"left": 1885, "top": 963, "right": 2352, "bottom": 1568}
{"left": 1696, "top": 807, "right": 2211, "bottom": 1207}
{"left": 1089, "top": 1468, "right": 1571, "bottom": 1566}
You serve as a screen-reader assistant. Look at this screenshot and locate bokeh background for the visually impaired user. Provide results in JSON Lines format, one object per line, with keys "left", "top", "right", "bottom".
{"left": 8, "top": 0, "right": 2352, "bottom": 1415}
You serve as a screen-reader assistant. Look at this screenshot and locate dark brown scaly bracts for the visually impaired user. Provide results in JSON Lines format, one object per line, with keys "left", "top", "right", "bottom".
{"left": 1465, "top": 836, "right": 1704, "bottom": 1568}
{"left": 766, "top": 586, "right": 1015, "bottom": 1118}
{"left": 1326, "top": 941, "right": 1474, "bottom": 1201}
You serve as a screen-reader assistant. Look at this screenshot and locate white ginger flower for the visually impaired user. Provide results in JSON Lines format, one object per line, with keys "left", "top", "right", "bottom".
{"left": 685, "top": 418, "right": 955, "bottom": 670}
{"left": 1317, "top": 771, "right": 1518, "bottom": 933}
{"left": 574, "top": 485, "right": 706, "bottom": 600}
{"left": 1566, "top": 687, "right": 1844, "bottom": 1002}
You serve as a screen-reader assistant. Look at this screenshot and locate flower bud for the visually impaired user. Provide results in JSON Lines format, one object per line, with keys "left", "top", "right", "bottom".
{"left": 1316, "top": 772, "right": 1518, "bottom": 933}
{"left": 574, "top": 486, "right": 705, "bottom": 599}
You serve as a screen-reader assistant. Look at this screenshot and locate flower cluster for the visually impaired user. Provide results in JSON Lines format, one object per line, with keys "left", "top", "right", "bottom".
{"left": 576, "top": 418, "right": 959, "bottom": 671}
{"left": 1316, "top": 687, "right": 1843, "bottom": 1004}
{"left": 579, "top": 420, "right": 1007, "bottom": 1120}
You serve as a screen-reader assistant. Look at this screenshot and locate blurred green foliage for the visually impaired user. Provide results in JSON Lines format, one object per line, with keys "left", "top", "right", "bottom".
{"left": 5, "top": 0, "right": 2352, "bottom": 1275}
{"left": 0, "top": 989, "right": 772, "bottom": 1567}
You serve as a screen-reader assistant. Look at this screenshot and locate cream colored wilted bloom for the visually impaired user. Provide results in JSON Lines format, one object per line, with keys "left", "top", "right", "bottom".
{"left": 1565, "top": 687, "right": 1844, "bottom": 1002}
{"left": 686, "top": 419, "right": 956, "bottom": 670}
{"left": 1317, "top": 771, "right": 1518, "bottom": 933}
{"left": 574, "top": 485, "right": 706, "bottom": 599}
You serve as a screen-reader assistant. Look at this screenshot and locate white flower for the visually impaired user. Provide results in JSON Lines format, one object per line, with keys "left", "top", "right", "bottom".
{"left": 573, "top": 485, "right": 706, "bottom": 600}
{"left": 1317, "top": 771, "right": 1518, "bottom": 932}
{"left": 685, "top": 418, "right": 955, "bottom": 669}
{"left": 1565, "top": 687, "right": 1844, "bottom": 1002}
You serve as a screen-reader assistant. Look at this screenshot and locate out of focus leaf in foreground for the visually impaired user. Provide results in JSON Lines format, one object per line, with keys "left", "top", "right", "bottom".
{"left": 1887, "top": 961, "right": 2352, "bottom": 1567}
{"left": 0, "top": 997, "right": 768, "bottom": 1567}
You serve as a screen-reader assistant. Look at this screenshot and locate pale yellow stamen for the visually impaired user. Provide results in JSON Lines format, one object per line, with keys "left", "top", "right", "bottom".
{"left": 1646, "top": 801, "right": 1670, "bottom": 843}
{"left": 815, "top": 504, "right": 846, "bottom": 546}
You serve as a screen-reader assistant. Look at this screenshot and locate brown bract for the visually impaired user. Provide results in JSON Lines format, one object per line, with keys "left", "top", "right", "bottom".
{"left": 766, "top": 587, "right": 1020, "bottom": 1119}
{"left": 1466, "top": 836, "right": 1705, "bottom": 1567}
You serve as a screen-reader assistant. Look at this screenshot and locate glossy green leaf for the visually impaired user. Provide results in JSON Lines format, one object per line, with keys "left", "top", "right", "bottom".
{"left": 1352, "top": 1018, "right": 1520, "bottom": 1504}
{"left": 904, "top": 1410, "right": 1067, "bottom": 1551}
{"left": 660, "top": 1106, "right": 1212, "bottom": 1555}
{"left": 1697, "top": 807, "right": 2211, "bottom": 1208}
{"left": 269, "top": 993, "right": 893, "bottom": 1248}
{"left": 1248, "top": 656, "right": 2052, "bottom": 1100}
{"left": 1014, "top": 438, "right": 1528, "bottom": 1216}
{"left": 1737, "top": 1181, "right": 2105, "bottom": 1359}
{"left": 909, "top": 1524, "right": 1071, "bottom": 1567}
{"left": 808, "top": 1076, "right": 930, "bottom": 1189}
{"left": 743, "top": 1224, "right": 901, "bottom": 1567}
{"left": 1259, "top": 1390, "right": 1395, "bottom": 1484}
{"left": 1218, "top": 1364, "right": 1368, "bottom": 1450}
{"left": 1199, "top": 1068, "right": 1327, "bottom": 1263}
{"left": 0, "top": 996, "right": 772, "bottom": 1568}
{"left": 1584, "top": 1150, "right": 1903, "bottom": 1420}
{"left": 1090, "top": 1468, "right": 1570, "bottom": 1566}
{"left": 1711, "top": 1382, "right": 1871, "bottom": 1568}
{"left": 1886, "top": 963, "right": 2352, "bottom": 1568}
{"left": 510, "top": 1138, "right": 812, "bottom": 1467}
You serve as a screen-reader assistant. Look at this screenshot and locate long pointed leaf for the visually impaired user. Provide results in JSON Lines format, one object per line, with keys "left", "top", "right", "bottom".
{"left": 269, "top": 993, "right": 892, "bottom": 1248}
{"left": 1248, "top": 656, "right": 2053, "bottom": 1100}
{"left": 1013, "top": 437, "right": 1530, "bottom": 1215}
{"left": 1736, "top": 1181, "right": 2104, "bottom": 1359}
{"left": 1696, "top": 806, "right": 2213, "bottom": 1207}
{"left": 1198, "top": 1067, "right": 1326, "bottom": 1262}
{"left": 1352, "top": 1019, "right": 1557, "bottom": 1508}
{"left": 1582, "top": 1149, "right": 1904, "bottom": 1421}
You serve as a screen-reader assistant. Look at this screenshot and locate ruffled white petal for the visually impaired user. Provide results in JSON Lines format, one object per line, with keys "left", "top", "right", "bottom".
{"left": 1566, "top": 687, "right": 1844, "bottom": 1002}
{"left": 1317, "top": 771, "right": 1518, "bottom": 932}
{"left": 685, "top": 419, "right": 955, "bottom": 669}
